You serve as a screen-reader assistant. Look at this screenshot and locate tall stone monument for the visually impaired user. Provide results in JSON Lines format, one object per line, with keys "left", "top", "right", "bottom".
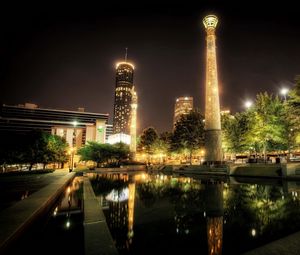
{"left": 203, "top": 15, "right": 222, "bottom": 164}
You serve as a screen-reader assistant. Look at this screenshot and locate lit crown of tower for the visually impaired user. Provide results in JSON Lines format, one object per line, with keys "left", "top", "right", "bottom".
{"left": 203, "top": 15, "right": 218, "bottom": 29}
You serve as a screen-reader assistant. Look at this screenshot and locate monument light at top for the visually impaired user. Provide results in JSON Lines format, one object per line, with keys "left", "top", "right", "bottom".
{"left": 203, "top": 15, "right": 218, "bottom": 29}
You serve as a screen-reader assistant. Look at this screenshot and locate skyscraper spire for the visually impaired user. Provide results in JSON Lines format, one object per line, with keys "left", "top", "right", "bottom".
{"left": 125, "top": 47, "right": 128, "bottom": 62}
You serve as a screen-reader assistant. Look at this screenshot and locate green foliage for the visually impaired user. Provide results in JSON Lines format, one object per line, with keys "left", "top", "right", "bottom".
{"left": 171, "top": 110, "right": 205, "bottom": 163}
{"left": 222, "top": 111, "right": 254, "bottom": 154}
{"left": 285, "top": 76, "right": 300, "bottom": 152}
{"left": 0, "top": 130, "right": 68, "bottom": 171}
{"left": 77, "top": 142, "right": 129, "bottom": 167}
{"left": 251, "top": 92, "right": 286, "bottom": 157}
{"left": 138, "top": 127, "right": 158, "bottom": 154}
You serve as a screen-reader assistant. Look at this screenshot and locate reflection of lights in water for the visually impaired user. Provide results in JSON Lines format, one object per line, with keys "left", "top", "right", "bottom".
{"left": 53, "top": 207, "right": 58, "bottom": 216}
{"left": 251, "top": 228, "right": 256, "bottom": 237}
{"left": 176, "top": 228, "right": 179, "bottom": 234}
{"left": 204, "top": 211, "right": 206, "bottom": 217}
{"left": 105, "top": 188, "right": 129, "bottom": 202}
{"left": 66, "top": 220, "right": 70, "bottom": 228}
{"left": 185, "top": 229, "right": 189, "bottom": 234}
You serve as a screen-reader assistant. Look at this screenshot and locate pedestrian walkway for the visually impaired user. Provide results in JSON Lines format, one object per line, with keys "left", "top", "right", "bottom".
{"left": 0, "top": 169, "right": 75, "bottom": 253}
{"left": 0, "top": 169, "right": 69, "bottom": 211}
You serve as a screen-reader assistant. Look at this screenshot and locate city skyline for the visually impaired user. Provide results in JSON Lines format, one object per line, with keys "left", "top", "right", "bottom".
{"left": 1, "top": 3, "right": 300, "bottom": 133}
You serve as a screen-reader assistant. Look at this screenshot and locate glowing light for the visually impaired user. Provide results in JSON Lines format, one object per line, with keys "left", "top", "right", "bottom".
{"left": 66, "top": 220, "right": 70, "bottom": 228}
{"left": 107, "top": 133, "right": 131, "bottom": 145}
{"left": 105, "top": 188, "right": 129, "bottom": 202}
{"left": 203, "top": 15, "right": 218, "bottom": 29}
{"left": 280, "top": 88, "right": 289, "bottom": 96}
{"left": 72, "top": 120, "right": 78, "bottom": 127}
{"left": 244, "top": 100, "right": 253, "bottom": 109}
{"left": 251, "top": 228, "right": 256, "bottom": 237}
{"left": 116, "top": 62, "right": 135, "bottom": 70}
{"left": 53, "top": 207, "right": 58, "bottom": 216}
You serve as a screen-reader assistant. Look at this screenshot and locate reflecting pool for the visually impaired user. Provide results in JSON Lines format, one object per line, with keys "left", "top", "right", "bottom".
{"left": 89, "top": 173, "right": 300, "bottom": 255}
{"left": 5, "top": 176, "right": 84, "bottom": 255}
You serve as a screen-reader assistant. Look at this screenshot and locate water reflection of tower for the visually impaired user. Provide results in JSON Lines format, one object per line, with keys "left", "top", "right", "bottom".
{"left": 105, "top": 175, "right": 136, "bottom": 250}
{"left": 204, "top": 181, "right": 224, "bottom": 255}
{"left": 127, "top": 182, "right": 136, "bottom": 243}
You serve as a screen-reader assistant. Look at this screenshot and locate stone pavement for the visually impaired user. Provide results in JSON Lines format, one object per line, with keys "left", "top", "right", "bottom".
{"left": 243, "top": 231, "right": 300, "bottom": 255}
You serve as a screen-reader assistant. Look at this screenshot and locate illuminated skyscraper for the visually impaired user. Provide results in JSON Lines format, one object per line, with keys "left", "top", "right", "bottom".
{"left": 203, "top": 15, "right": 222, "bottom": 163}
{"left": 113, "top": 54, "right": 135, "bottom": 135}
{"left": 130, "top": 87, "right": 138, "bottom": 156}
{"left": 173, "top": 96, "right": 193, "bottom": 127}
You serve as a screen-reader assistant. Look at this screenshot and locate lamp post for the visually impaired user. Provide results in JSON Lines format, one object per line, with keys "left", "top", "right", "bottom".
{"left": 69, "top": 147, "right": 75, "bottom": 172}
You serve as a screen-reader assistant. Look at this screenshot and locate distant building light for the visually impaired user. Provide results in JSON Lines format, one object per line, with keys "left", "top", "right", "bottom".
{"left": 107, "top": 133, "right": 131, "bottom": 145}
{"left": 116, "top": 62, "right": 135, "bottom": 70}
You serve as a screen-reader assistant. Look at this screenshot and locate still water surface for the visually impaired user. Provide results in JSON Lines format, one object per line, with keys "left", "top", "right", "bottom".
{"left": 90, "top": 172, "right": 300, "bottom": 255}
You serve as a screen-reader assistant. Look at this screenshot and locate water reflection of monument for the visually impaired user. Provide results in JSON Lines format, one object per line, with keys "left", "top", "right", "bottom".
{"left": 204, "top": 182, "right": 224, "bottom": 255}
{"left": 104, "top": 175, "right": 136, "bottom": 250}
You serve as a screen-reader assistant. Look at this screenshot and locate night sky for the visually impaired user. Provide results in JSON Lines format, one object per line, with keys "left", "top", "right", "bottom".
{"left": 1, "top": 2, "right": 300, "bottom": 133}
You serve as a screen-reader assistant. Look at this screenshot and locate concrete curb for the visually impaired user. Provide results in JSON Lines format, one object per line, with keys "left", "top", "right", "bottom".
{"left": 83, "top": 177, "right": 118, "bottom": 255}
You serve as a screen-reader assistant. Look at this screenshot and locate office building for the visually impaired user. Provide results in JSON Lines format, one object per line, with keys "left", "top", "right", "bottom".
{"left": 173, "top": 97, "right": 193, "bottom": 127}
{"left": 0, "top": 103, "right": 109, "bottom": 147}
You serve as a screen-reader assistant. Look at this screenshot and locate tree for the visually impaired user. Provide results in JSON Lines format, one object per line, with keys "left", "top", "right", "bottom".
{"left": 47, "top": 135, "right": 68, "bottom": 168}
{"left": 24, "top": 130, "right": 50, "bottom": 170}
{"left": 78, "top": 142, "right": 129, "bottom": 167}
{"left": 251, "top": 92, "right": 286, "bottom": 161}
{"left": 138, "top": 127, "right": 158, "bottom": 162}
{"left": 221, "top": 111, "right": 254, "bottom": 157}
{"left": 285, "top": 76, "right": 300, "bottom": 157}
{"left": 171, "top": 110, "right": 205, "bottom": 165}
{"left": 113, "top": 142, "right": 130, "bottom": 163}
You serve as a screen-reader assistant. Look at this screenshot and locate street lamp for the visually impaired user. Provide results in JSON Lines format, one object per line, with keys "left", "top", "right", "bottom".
{"left": 280, "top": 88, "right": 289, "bottom": 101}
{"left": 244, "top": 100, "right": 253, "bottom": 109}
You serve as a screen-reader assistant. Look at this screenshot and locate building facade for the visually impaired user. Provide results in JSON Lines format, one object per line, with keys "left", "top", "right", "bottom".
{"left": 0, "top": 103, "right": 109, "bottom": 147}
{"left": 113, "top": 62, "right": 134, "bottom": 135}
{"left": 173, "top": 97, "right": 193, "bottom": 127}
